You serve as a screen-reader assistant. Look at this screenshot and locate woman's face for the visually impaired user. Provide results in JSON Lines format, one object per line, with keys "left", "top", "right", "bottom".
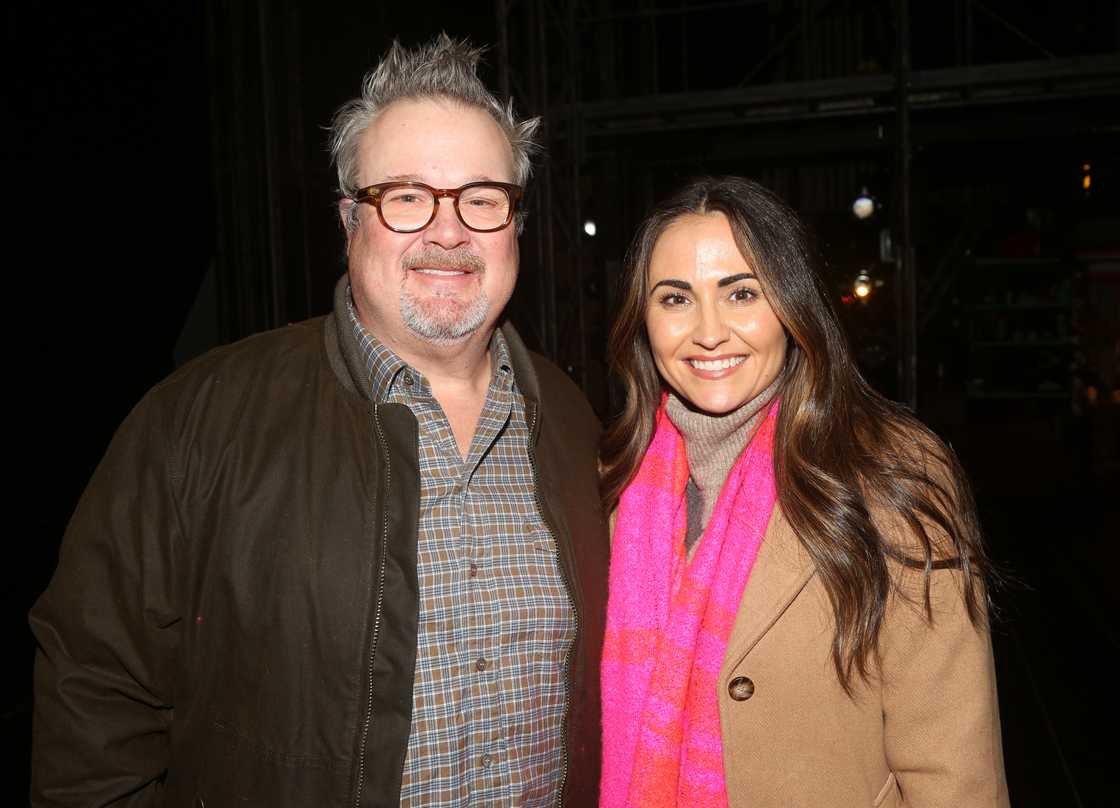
{"left": 644, "top": 212, "right": 787, "bottom": 415}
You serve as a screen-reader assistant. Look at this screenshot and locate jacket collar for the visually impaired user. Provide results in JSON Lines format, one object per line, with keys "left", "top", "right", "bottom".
{"left": 324, "top": 273, "right": 542, "bottom": 412}
{"left": 721, "top": 508, "right": 817, "bottom": 673}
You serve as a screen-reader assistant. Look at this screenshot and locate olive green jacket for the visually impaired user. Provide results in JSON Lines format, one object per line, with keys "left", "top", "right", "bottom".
{"left": 31, "top": 286, "right": 609, "bottom": 807}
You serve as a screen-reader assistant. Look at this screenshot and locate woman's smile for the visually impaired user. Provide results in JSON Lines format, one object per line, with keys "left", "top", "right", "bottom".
{"left": 644, "top": 212, "right": 787, "bottom": 415}
{"left": 685, "top": 354, "right": 747, "bottom": 375}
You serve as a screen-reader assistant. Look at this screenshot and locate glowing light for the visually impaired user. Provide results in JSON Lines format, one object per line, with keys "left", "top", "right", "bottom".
{"left": 1083, "top": 174, "right": 1092, "bottom": 191}
{"left": 583, "top": 220, "right": 598, "bottom": 237}
{"left": 854, "top": 271, "right": 873, "bottom": 298}
{"left": 852, "top": 186, "right": 876, "bottom": 220}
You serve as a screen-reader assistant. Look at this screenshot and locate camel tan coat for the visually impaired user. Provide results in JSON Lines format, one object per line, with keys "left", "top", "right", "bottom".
{"left": 718, "top": 507, "right": 1009, "bottom": 807}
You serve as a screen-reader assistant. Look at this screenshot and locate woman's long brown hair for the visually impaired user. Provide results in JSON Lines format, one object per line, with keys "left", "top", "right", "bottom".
{"left": 601, "top": 176, "right": 995, "bottom": 691}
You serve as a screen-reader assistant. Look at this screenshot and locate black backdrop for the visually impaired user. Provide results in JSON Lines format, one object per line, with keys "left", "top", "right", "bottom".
{"left": 8, "top": 1, "right": 1117, "bottom": 802}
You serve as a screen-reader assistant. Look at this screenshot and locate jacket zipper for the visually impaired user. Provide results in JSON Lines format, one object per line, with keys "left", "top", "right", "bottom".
{"left": 528, "top": 403, "right": 577, "bottom": 808}
{"left": 353, "top": 402, "right": 392, "bottom": 808}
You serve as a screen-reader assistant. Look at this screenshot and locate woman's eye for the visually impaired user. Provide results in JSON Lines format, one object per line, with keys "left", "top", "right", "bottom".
{"left": 658, "top": 292, "right": 689, "bottom": 307}
{"left": 730, "top": 286, "right": 757, "bottom": 303}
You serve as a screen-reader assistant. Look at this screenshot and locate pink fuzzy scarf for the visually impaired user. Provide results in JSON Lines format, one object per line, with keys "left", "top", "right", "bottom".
{"left": 600, "top": 399, "right": 779, "bottom": 808}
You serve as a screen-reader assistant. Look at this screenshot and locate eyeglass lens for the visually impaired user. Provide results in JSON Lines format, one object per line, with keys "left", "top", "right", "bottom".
{"left": 381, "top": 185, "right": 512, "bottom": 232}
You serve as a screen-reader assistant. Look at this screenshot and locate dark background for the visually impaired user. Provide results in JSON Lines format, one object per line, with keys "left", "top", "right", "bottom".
{"left": 8, "top": 0, "right": 1118, "bottom": 803}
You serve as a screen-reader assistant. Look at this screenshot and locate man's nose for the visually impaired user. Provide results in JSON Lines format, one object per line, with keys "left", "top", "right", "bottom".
{"left": 422, "top": 197, "right": 470, "bottom": 250}
{"left": 691, "top": 303, "right": 730, "bottom": 350}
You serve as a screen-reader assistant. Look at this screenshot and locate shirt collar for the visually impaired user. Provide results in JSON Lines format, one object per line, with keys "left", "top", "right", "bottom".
{"left": 345, "top": 286, "right": 514, "bottom": 402}
{"left": 346, "top": 289, "right": 407, "bottom": 403}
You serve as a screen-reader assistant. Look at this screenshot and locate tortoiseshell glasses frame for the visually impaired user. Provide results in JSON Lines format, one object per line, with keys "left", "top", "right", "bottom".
{"left": 350, "top": 180, "right": 524, "bottom": 233}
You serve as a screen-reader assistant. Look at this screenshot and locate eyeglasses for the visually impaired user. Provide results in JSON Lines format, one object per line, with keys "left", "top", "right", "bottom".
{"left": 351, "top": 181, "right": 523, "bottom": 233}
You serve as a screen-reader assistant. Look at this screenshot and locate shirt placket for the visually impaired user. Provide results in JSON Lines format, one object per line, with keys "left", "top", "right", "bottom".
{"left": 462, "top": 371, "right": 514, "bottom": 804}
{"left": 396, "top": 371, "right": 466, "bottom": 806}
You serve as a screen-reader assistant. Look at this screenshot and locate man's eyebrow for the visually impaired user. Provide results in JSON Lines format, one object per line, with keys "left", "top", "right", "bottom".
{"left": 717, "top": 272, "right": 755, "bottom": 287}
{"left": 650, "top": 279, "right": 691, "bottom": 292}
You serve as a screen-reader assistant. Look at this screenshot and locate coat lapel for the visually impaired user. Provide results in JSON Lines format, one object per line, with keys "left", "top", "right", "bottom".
{"left": 722, "top": 508, "right": 817, "bottom": 673}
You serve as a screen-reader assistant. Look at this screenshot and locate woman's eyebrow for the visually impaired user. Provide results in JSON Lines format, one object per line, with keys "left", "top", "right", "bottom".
{"left": 650, "top": 279, "right": 691, "bottom": 292}
{"left": 717, "top": 272, "right": 756, "bottom": 287}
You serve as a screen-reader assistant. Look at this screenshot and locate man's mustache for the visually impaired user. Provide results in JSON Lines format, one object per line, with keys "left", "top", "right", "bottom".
{"left": 402, "top": 248, "right": 486, "bottom": 274}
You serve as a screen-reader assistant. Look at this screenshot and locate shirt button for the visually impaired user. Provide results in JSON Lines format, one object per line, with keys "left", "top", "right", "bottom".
{"left": 728, "top": 675, "right": 755, "bottom": 701}
{"left": 469, "top": 562, "right": 479, "bottom": 578}
{"left": 480, "top": 752, "right": 495, "bottom": 768}
{"left": 402, "top": 373, "right": 414, "bottom": 386}
{"left": 475, "top": 657, "right": 489, "bottom": 672}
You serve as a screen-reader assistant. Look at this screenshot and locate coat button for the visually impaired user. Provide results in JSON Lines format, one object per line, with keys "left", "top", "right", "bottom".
{"left": 728, "top": 675, "right": 755, "bottom": 701}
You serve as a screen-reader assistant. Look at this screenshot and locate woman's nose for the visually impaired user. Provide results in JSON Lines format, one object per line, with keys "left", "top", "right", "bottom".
{"left": 691, "top": 303, "right": 730, "bottom": 349}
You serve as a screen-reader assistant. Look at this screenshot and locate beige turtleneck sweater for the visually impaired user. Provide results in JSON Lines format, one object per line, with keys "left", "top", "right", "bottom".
{"left": 665, "top": 374, "right": 782, "bottom": 552}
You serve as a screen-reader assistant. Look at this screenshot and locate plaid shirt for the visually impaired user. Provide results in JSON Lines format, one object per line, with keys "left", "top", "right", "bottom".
{"left": 348, "top": 298, "right": 575, "bottom": 807}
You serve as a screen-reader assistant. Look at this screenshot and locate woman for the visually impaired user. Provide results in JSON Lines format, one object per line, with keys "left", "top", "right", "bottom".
{"left": 599, "top": 176, "right": 1007, "bottom": 808}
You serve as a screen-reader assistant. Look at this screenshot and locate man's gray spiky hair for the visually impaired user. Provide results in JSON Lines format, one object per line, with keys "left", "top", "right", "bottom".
{"left": 329, "top": 33, "right": 541, "bottom": 232}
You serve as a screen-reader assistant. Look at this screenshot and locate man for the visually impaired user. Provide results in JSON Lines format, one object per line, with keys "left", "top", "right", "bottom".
{"left": 31, "top": 34, "right": 608, "bottom": 807}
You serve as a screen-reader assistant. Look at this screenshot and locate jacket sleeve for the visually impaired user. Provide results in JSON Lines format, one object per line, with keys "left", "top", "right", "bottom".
{"left": 29, "top": 390, "right": 183, "bottom": 806}
{"left": 879, "top": 565, "right": 1009, "bottom": 807}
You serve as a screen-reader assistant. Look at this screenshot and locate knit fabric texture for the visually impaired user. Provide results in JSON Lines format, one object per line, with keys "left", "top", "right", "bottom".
{"left": 666, "top": 375, "right": 782, "bottom": 548}
{"left": 600, "top": 398, "right": 780, "bottom": 808}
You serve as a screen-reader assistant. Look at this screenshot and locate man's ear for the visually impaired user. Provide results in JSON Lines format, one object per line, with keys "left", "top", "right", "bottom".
{"left": 339, "top": 198, "right": 356, "bottom": 236}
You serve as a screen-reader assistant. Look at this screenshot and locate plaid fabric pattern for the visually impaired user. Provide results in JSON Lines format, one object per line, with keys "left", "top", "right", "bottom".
{"left": 347, "top": 296, "right": 575, "bottom": 807}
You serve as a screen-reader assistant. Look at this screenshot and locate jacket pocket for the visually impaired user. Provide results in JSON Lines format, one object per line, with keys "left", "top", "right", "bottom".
{"left": 873, "top": 771, "right": 901, "bottom": 807}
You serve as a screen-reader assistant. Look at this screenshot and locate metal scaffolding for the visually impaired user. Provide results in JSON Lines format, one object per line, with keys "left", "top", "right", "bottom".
{"left": 495, "top": 0, "right": 1120, "bottom": 412}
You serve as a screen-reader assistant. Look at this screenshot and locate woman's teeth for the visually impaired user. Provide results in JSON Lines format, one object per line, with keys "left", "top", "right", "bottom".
{"left": 689, "top": 356, "right": 745, "bottom": 371}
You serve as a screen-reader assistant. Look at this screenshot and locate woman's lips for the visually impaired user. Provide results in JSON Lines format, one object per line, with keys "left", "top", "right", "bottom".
{"left": 685, "top": 355, "right": 746, "bottom": 378}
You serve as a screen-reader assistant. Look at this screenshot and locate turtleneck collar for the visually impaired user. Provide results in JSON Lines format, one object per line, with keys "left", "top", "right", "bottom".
{"left": 665, "top": 372, "right": 782, "bottom": 537}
